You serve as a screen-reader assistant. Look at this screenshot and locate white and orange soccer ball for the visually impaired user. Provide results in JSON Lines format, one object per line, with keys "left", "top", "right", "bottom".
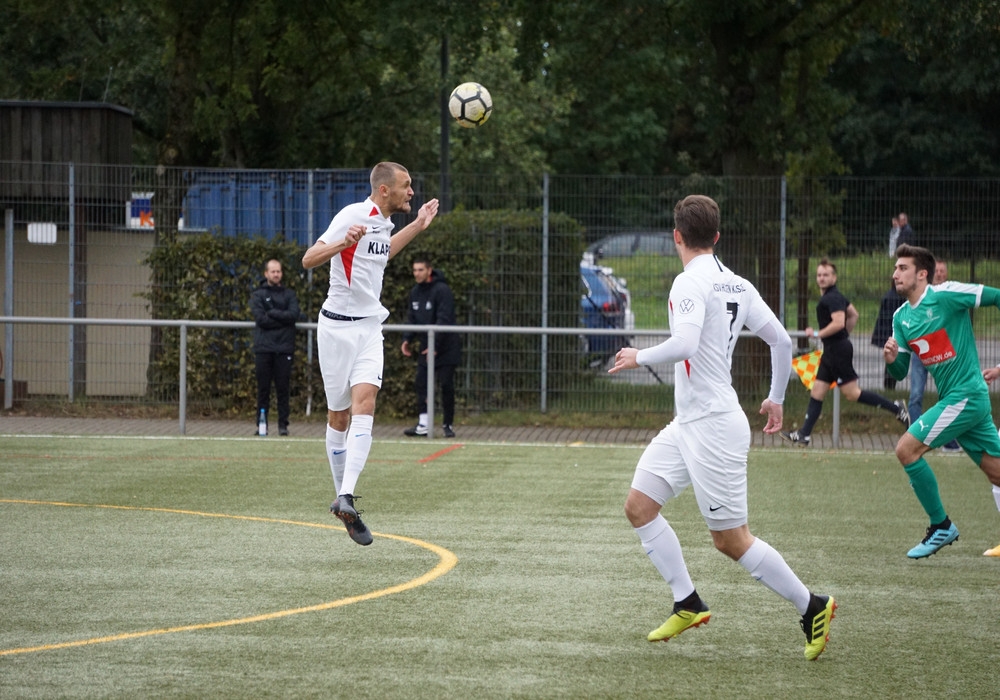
{"left": 448, "top": 82, "right": 493, "bottom": 128}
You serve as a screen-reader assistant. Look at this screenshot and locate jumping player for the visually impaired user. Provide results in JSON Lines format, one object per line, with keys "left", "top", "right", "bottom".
{"left": 609, "top": 194, "right": 835, "bottom": 660}
{"left": 302, "top": 162, "right": 439, "bottom": 546}
{"left": 883, "top": 244, "right": 1000, "bottom": 558}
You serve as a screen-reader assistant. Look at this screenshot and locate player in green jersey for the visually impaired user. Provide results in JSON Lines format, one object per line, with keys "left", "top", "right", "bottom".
{"left": 883, "top": 244, "right": 1000, "bottom": 559}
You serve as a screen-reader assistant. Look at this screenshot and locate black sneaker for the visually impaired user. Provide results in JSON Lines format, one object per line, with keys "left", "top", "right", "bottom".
{"left": 894, "top": 400, "right": 910, "bottom": 427}
{"left": 330, "top": 494, "right": 373, "bottom": 546}
{"left": 279, "top": 427, "right": 289, "bottom": 436}
{"left": 780, "top": 430, "right": 811, "bottom": 446}
{"left": 442, "top": 424, "right": 456, "bottom": 438}
{"left": 403, "top": 424, "right": 428, "bottom": 437}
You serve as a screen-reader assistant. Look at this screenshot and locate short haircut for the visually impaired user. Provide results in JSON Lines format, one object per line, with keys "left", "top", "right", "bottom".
{"left": 673, "top": 195, "right": 720, "bottom": 249}
{"left": 264, "top": 259, "right": 282, "bottom": 272}
{"left": 412, "top": 255, "right": 431, "bottom": 267}
{"left": 895, "top": 244, "right": 936, "bottom": 280}
{"left": 370, "top": 162, "right": 406, "bottom": 191}
{"left": 817, "top": 257, "right": 836, "bottom": 274}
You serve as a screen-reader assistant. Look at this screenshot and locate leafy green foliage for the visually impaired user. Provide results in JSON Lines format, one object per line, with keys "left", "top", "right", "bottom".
{"left": 139, "top": 233, "right": 324, "bottom": 414}
{"left": 4, "top": 0, "right": 998, "bottom": 180}
{"left": 382, "top": 209, "right": 586, "bottom": 416}
{"left": 139, "top": 210, "right": 585, "bottom": 417}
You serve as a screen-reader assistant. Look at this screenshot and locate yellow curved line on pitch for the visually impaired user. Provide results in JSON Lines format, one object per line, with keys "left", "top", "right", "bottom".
{"left": 0, "top": 499, "right": 458, "bottom": 656}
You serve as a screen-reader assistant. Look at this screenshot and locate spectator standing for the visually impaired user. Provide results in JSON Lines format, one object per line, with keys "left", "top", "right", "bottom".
{"left": 301, "top": 162, "right": 439, "bottom": 546}
{"left": 782, "top": 257, "right": 909, "bottom": 446}
{"left": 401, "top": 257, "right": 461, "bottom": 439}
{"left": 609, "top": 194, "right": 835, "bottom": 661}
{"left": 887, "top": 216, "right": 901, "bottom": 257}
{"left": 896, "top": 212, "right": 915, "bottom": 248}
{"left": 250, "top": 259, "right": 300, "bottom": 436}
{"left": 883, "top": 244, "right": 1000, "bottom": 559}
{"left": 872, "top": 212, "right": 915, "bottom": 388}
{"left": 908, "top": 259, "right": 960, "bottom": 451}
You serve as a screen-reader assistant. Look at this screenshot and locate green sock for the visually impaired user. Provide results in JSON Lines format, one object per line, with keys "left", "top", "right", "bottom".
{"left": 904, "top": 457, "right": 947, "bottom": 524}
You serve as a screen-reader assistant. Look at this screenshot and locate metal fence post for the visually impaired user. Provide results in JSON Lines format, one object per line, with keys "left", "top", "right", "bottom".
{"left": 306, "top": 169, "right": 315, "bottom": 417}
{"left": 540, "top": 172, "right": 550, "bottom": 413}
{"left": 425, "top": 329, "right": 436, "bottom": 439}
{"left": 832, "top": 385, "right": 840, "bottom": 449}
{"left": 179, "top": 323, "right": 187, "bottom": 435}
{"left": 3, "top": 209, "right": 13, "bottom": 410}
{"left": 779, "top": 175, "right": 787, "bottom": 326}
{"left": 67, "top": 162, "right": 75, "bottom": 401}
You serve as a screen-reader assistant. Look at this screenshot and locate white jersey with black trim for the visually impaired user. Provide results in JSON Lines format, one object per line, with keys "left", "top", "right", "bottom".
{"left": 667, "top": 254, "right": 779, "bottom": 422}
{"left": 318, "top": 198, "right": 395, "bottom": 321}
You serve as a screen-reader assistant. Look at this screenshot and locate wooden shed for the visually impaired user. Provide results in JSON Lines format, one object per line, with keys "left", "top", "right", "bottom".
{"left": 0, "top": 101, "right": 133, "bottom": 203}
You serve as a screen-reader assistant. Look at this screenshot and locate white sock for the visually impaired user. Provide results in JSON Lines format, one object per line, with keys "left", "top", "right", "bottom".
{"left": 738, "top": 538, "right": 811, "bottom": 615}
{"left": 326, "top": 425, "right": 347, "bottom": 495}
{"left": 340, "top": 414, "right": 373, "bottom": 496}
{"left": 635, "top": 515, "right": 695, "bottom": 602}
{"left": 992, "top": 485, "right": 1000, "bottom": 511}
{"left": 418, "top": 412, "right": 428, "bottom": 427}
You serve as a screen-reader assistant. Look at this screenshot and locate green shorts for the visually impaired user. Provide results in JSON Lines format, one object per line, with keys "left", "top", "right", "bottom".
{"left": 910, "top": 393, "right": 1000, "bottom": 465}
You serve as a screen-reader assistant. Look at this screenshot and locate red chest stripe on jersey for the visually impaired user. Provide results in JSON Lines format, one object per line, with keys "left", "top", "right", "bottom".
{"left": 369, "top": 206, "right": 379, "bottom": 217}
{"left": 340, "top": 245, "right": 358, "bottom": 285}
{"left": 908, "top": 328, "right": 955, "bottom": 366}
{"left": 684, "top": 359, "right": 691, "bottom": 377}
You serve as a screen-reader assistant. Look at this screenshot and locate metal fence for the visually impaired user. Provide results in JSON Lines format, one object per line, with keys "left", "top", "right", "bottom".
{"left": 2, "top": 162, "right": 999, "bottom": 420}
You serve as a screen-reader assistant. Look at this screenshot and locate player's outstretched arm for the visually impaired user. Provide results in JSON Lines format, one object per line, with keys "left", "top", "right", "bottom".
{"left": 302, "top": 225, "right": 367, "bottom": 269}
{"left": 389, "top": 199, "right": 440, "bottom": 259}
{"left": 608, "top": 325, "right": 701, "bottom": 375}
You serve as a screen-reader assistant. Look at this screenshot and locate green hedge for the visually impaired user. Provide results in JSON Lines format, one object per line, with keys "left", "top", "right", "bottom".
{"left": 141, "top": 209, "right": 587, "bottom": 418}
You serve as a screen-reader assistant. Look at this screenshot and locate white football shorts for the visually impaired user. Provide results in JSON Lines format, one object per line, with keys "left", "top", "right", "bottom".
{"left": 317, "top": 315, "right": 384, "bottom": 411}
{"left": 630, "top": 410, "right": 751, "bottom": 531}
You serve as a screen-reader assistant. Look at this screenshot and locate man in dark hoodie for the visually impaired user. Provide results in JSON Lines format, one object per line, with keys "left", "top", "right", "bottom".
{"left": 401, "top": 256, "right": 460, "bottom": 438}
{"left": 250, "top": 259, "right": 301, "bottom": 436}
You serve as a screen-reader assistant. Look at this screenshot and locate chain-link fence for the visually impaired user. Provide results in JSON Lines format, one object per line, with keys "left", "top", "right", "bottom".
{"left": 2, "top": 162, "right": 999, "bottom": 421}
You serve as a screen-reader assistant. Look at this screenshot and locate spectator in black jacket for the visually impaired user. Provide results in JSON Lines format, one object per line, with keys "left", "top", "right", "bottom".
{"left": 250, "top": 259, "right": 300, "bottom": 436}
{"left": 401, "top": 257, "right": 461, "bottom": 438}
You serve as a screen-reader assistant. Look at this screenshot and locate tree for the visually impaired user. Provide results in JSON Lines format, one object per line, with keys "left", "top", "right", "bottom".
{"left": 831, "top": 3, "right": 1000, "bottom": 177}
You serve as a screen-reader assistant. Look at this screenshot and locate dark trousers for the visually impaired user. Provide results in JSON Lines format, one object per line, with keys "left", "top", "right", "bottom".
{"left": 256, "top": 351, "right": 293, "bottom": 428}
{"left": 415, "top": 363, "right": 456, "bottom": 426}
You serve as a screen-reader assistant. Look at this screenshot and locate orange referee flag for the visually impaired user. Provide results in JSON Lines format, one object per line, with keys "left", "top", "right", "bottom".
{"left": 791, "top": 350, "right": 823, "bottom": 390}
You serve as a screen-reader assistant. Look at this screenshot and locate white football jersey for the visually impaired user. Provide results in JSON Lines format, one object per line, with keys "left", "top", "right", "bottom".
{"left": 318, "top": 198, "right": 395, "bottom": 321}
{"left": 668, "top": 254, "right": 779, "bottom": 422}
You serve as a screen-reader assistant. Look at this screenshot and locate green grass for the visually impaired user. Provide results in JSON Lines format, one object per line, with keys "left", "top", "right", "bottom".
{"left": 2, "top": 436, "right": 998, "bottom": 698}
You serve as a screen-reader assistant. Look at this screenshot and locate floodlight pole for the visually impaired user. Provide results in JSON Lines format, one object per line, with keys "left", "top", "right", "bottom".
{"left": 439, "top": 34, "right": 451, "bottom": 212}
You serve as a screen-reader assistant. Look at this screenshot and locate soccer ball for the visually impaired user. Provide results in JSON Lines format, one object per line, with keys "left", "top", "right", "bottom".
{"left": 448, "top": 82, "right": 493, "bottom": 128}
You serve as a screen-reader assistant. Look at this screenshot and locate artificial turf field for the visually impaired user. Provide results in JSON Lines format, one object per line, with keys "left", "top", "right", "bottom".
{"left": 1, "top": 434, "right": 998, "bottom": 698}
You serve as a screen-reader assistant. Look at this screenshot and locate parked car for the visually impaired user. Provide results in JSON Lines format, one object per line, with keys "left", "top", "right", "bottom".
{"left": 580, "top": 262, "right": 634, "bottom": 365}
{"left": 582, "top": 231, "right": 676, "bottom": 264}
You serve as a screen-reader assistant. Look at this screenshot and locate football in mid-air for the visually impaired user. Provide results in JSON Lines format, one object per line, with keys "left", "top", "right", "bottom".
{"left": 448, "top": 82, "right": 493, "bottom": 128}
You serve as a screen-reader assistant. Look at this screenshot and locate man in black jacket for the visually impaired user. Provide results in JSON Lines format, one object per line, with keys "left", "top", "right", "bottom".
{"left": 250, "top": 259, "right": 301, "bottom": 436}
{"left": 401, "top": 257, "right": 460, "bottom": 438}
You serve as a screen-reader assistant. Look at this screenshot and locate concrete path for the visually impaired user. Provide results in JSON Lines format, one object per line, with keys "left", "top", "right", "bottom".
{"left": 0, "top": 415, "right": 901, "bottom": 451}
